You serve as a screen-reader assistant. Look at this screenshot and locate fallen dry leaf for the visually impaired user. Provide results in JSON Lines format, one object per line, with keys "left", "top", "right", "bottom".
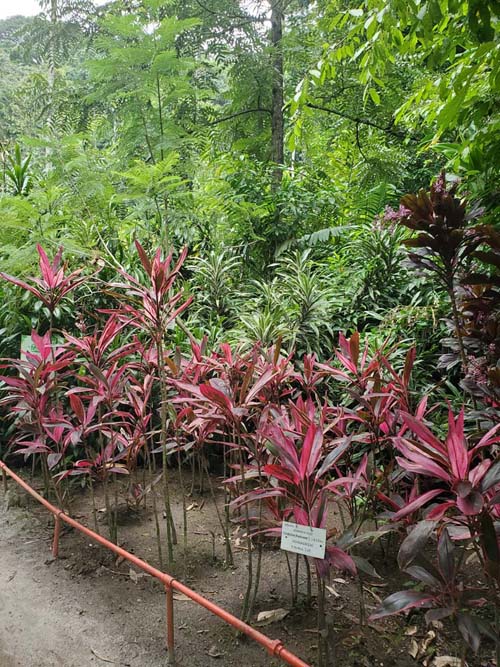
{"left": 90, "top": 648, "right": 117, "bottom": 663}
{"left": 207, "top": 645, "right": 225, "bottom": 659}
{"left": 432, "top": 657, "right": 462, "bottom": 667}
{"left": 343, "top": 613, "right": 360, "bottom": 625}
{"left": 173, "top": 592, "right": 192, "bottom": 602}
{"left": 256, "top": 608, "right": 289, "bottom": 625}
{"left": 363, "top": 586, "right": 382, "bottom": 603}
{"left": 325, "top": 584, "right": 340, "bottom": 598}
{"left": 418, "top": 630, "right": 436, "bottom": 659}
{"left": 409, "top": 639, "right": 419, "bottom": 659}
{"left": 405, "top": 625, "right": 418, "bottom": 636}
{"left": 128, "top": 568, "right": 145, "bottom": 584}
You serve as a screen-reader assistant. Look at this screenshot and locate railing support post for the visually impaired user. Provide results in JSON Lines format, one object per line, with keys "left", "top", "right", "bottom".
{"left": 2, "top": 467, "right": 7, "bottom": 494}
{"left": 52, "top": 514, "right": 61, "bottom": 558}
{"left": 165, "top": 583, "right": 175, "bottom": 665}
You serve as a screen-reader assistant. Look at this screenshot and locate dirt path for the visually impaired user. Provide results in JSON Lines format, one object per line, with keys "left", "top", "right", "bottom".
{"left": 0, "top": 498, "right": 306, "bottom": 667}
{"left": 0, "top": 505, "right": 150, "bottom": 667}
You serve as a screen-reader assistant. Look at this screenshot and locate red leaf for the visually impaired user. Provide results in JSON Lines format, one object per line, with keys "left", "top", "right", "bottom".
{"left": 446, "top": 408, "right": 468, "bottom": 480}
{"left": 69, "top": 393, "right": 85, "bottom": 423}
{"left": 349, "top": 331, "right": 360, "bottom": 369}
{"left": 403, "top": 347, "right": 416, "bottom": 386}
{"left": 200, "top": 383, "right": 234, "bottom": 416}
{"left": 395, "top": 444, "right": 451, "bottom": 482}
{"left": 325, "top": 546, "right": 356, "bottom": 575}
{"left": 400, "top": 412, "right": 446, "bottom": 455}
{"left": 398, "top": 520, "right": 436, "bottom": 570}
{"left": 392, "top": 489, "right": 443, "bottom": 521}
{"left": 262, "top": 464, "right": 297, "bottom": 485}
{"left": 299, "top": 423, "right": 323, "bottom": 479}
{"left": 135, "top": 240, "right": 152, "bottom": 276}
{"left": 456, "top": 490, "right": 483, "bottom": 516}
{"left": 425, "top": 501, "right": 455, "bottom": 520}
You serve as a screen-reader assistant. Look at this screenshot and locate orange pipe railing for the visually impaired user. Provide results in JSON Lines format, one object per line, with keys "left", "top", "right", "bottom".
{"left": 0, "top": 461, "right": 310, "bottom": 667}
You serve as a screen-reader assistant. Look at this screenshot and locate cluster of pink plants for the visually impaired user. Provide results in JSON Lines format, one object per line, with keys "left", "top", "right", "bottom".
{"left": 0, "top": 244, "right": 499, "bottom": 664}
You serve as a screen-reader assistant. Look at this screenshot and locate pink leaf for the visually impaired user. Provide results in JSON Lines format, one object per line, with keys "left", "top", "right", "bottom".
{"left": 392, "top": 488, "right": 443, "bottom": 521}
{"left": 299, "top": 423, "right": 323, "bottom": 479}
{"left": 325, "top": 546, "right": 357, "bottom": 575}
{"left": 400, "top": 412, "right": 446, "bottom": 455}
{"left": 446, "top": 408, "right": 468, "bottom": 480}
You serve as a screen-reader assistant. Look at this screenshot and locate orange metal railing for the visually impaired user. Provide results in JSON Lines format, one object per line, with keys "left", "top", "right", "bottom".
{"left": 0, "top": 461, "right": 310, "bottom": 667}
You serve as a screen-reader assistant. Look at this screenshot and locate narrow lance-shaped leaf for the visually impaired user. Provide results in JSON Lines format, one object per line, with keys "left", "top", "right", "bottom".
{"left": 369, "top": 591, "right": 434, "bottom": 620}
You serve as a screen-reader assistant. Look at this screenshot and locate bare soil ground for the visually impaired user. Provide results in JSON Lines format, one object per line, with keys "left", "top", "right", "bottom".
{"left": 0, "top": 471, "right": 494, "bottom": 667}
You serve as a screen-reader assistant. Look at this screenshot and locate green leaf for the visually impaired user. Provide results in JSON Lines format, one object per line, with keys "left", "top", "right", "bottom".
{"left": 369, "top": 87, "right": 381, "bottom": 105}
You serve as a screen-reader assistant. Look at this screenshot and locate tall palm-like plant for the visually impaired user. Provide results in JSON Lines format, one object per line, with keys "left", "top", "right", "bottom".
{"left": 188, "top": 248, "right": 242, "bottom": 326}
{"left": 4, "top": 144, "right": 32, "bottom": 196}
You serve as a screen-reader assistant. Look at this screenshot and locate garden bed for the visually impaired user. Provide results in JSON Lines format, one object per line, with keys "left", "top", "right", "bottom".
{"left": 1, "top": 472, "right": 491, "bottom": 667}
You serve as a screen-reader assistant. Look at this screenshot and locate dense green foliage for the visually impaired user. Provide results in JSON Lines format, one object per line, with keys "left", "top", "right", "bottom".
{"left": 0, "top": 0, "right": 498, "bottom": 393}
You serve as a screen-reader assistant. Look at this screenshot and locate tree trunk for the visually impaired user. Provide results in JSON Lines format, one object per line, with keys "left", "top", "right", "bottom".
{"left": 270, "top": 0, "right": 284, "bottom": 191}
{"left": 45, "top": 0, "right": 58, "bottom": 168}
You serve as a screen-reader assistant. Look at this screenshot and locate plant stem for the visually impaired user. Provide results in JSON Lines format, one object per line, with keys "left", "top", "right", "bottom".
{"left": 284, "top": 551, "right": 296, "bottom": 604}
{"left": 89, "top": 473, "right": 99, "bottom": 534}
{"left": 202, "top": 459, "right": 233, "bottom": 566}
{"left": 239, "top": 439, "right": 254, "bottom": 622}
{"left": 304, "top": 555, "right": 312, "bottom": 602}
{"left": 223, "top": 446, "right": 233, "bottom": 565}
{"left": 248, "top": 542, "right": 263, "bottom": 621}
{"left": 176, "top": 447, "right": 188, "bottom": 576}
{"left": 448, "top": 286, "right": 468, "bottom": 373}
{"left": 317, "top": 576, "right": 327, "bottom": 667}
{"left": 147, "top": 447, "right": 163, "bottom": 569}
{"left": 157, "top": 336, "right": 175, "bottom": 565}
{"left": 358, "top": 573, "right": 366, "bottom": 625}
{"left": 294, "top": 554, "right": 300, "bottom": 602}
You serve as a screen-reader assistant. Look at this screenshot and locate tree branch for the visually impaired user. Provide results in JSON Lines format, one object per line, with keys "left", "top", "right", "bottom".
{"left": 193, "top": 0, "right": 266, "bottom": 23}
{"left": 306, "top": 102, "right": 418, "bottom": 142}
{"left": 206, "top": 107, "right": 272, "bottom": 126}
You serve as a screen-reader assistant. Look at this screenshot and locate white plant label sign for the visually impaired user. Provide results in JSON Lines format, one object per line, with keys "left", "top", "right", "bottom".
{"left": 20, "top": 335, "right": 40, "bottom": 361}
{"left": 280, "top": 521, "right": 326, "bottom": 559}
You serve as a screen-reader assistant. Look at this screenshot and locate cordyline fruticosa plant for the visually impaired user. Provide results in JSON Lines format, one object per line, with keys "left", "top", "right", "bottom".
{"left": 61, "top": 325, "right": 161, "bottom": 547}
{"left": 171, "top": 342, "right": 297, "bottom": 620}
{"left": 458, "top": 226, "right": 500, "bottom": 419}
{"left": 63, "top": 352, "right": 139, "bottom": 543}
{"left": 0, "top": 244, "right": 89, "bottom": 329}
{"left": 251, "top": 403, "right": 358, "bottom": 667}
{"left": 384, "top": 172, "right": 500, "bottom": 394}
{"left": 106, "top": 241, "right": 192, "bottom": 565}
{"left": 315, "top": 332, "right": 432, "bottom": 528}
{"left": 0, "top": 245, "right": 95, "bottom": 506}
{"left": 0, "top": 330, "right": 75, "bottom": 504}
{"left": 370, "top": 407, "right": 500, "bottom": 663}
